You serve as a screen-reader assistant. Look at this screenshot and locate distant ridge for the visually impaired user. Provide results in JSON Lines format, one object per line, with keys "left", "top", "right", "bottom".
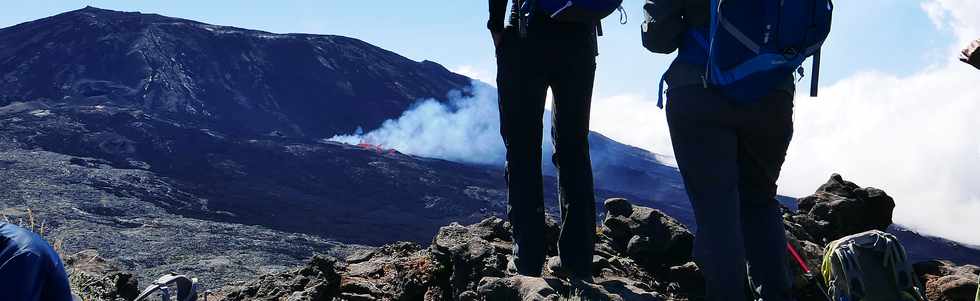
{"left": 0, "top": 6, "right": 470, "bottom": 138}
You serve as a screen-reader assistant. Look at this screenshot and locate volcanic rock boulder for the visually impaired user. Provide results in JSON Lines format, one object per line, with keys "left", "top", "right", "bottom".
{"left": 599, "top": 198, "right": 694, "bottom": 271}
{"left": 341, "top": 242, "right": 443, "bottom": 300}
{"left": 915, "top": 260, "right": 980, "bottom": 301}
{"left": 429, "top": 217, "right": 520, "bottom": 298}
{"left": 794, "top": 174, "right": 896, "bottom": 244}
{"left": 66, "top": 250, "right": 140, "bottom": 301}
{"left": 223, "top": 255, "right": 341, "bottom": 301}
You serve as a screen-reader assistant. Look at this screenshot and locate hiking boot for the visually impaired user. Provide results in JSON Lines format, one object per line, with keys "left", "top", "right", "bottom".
{"left": 506, "top": 256, "right": 519, "bottom": 276}
{"left": 547, "top": 257, "right": 592, "bottom": 282}
{"left": 508, "top": 256, "right": 542, "bottom": 277}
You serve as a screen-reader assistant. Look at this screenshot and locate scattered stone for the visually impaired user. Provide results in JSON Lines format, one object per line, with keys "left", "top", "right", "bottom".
{"left": 668, "top": 262, "right": 704, "bottom": 295}
{"left": 915, "top": 260, "right": 980, "bottom": 301}
{"left": 66, "top": 250, "right": 140, "bottom": 301}
{"left": 604, "top": 198, "right": 634, "bottom": 217}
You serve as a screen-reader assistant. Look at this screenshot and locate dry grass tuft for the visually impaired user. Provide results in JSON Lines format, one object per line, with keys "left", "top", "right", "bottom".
{"left": 560, "top": 288, "right": 588, "bottom": 301}
{"left": 3, "top": 208, "right": 67, "bottom": 260}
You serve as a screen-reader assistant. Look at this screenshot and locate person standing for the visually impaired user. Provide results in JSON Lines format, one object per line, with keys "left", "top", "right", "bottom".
{"left": 641, "top": 0, "right": 800, "bottom": 299}
{"left": 489, "top": 0, "right": 599, "bottom": 280}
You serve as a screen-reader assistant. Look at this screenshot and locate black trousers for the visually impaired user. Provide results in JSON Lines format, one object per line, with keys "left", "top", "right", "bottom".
{"left": 666, "top": 85, "right": 796, "bottom": 301}
{"left": 495, "top": 24, "right": 597, "bottom": 278}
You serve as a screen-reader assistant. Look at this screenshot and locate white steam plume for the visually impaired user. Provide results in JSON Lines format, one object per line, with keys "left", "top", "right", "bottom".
{"left": 328, "top": 81, "right": 513, "bottom": 165}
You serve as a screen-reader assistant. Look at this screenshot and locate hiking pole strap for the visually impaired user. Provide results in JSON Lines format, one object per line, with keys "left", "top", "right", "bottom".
{"left": 810, "top": 49, "right": 822, "bottom": 97}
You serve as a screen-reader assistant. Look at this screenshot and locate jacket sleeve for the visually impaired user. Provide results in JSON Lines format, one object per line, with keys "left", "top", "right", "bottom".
{"left": 488, "top": 0, "right": 508, "bottom": 32}
{"left": 641, "top": 0, "right": 687, "bottom": 54}
{"left": 0, "top": 251, "right": 44, "bottom": 301}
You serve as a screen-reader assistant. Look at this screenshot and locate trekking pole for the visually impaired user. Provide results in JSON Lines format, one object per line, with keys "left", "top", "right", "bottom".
{"left": 787, "top": 242, "right": 834, "bottom": 301}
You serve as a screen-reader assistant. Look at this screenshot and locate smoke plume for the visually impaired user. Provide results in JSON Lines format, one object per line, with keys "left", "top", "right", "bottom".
{"left": 329, "top": 81, "right": 519, "bottom": 165}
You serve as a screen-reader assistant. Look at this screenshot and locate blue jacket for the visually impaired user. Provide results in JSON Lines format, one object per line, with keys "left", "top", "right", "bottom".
{"left": 0, "top": 223, "right": 73, "bottom": 301}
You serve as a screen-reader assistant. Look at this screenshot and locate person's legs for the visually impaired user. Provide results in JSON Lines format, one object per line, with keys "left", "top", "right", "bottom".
{"left": 496, "top": 30, "right": 550, "bottom": 276}
{"left": 736, "top": 90, "right": 796, "bottom": 301}
{"left": 666, "top": 86, "right": 748, "bottom": 300}
{"left": 548, "top": 43, "right": 597, "bottom": 279}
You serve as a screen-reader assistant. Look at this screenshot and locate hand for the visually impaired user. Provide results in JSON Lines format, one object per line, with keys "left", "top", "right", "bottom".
{"left": 491, "top": 31, "right": 503, "bottom": 50}
{"left": 961, "top": 39, "right": 980, "bottom": 69}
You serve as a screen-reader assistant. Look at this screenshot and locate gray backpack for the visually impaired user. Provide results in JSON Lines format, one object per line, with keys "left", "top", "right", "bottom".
{"left": 821, "top": 230, "right": 925, "bottom": 301}
{"left": 135, "top": 273, "right": 201, "bottom": 301}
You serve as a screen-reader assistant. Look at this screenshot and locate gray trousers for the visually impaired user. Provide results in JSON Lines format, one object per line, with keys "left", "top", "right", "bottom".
{"left": 666, "top": 85, "right": 796, "bottom": 301}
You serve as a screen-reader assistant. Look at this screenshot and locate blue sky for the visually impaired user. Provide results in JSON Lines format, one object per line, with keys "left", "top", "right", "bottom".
{"left": 0, "top": 0, "right": 955, "bottom": 97}
{"left": 4, "top": 1, "right": 980, "bottom": 244}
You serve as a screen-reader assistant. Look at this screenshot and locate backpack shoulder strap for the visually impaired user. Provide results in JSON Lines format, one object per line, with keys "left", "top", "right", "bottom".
{"left": 716, "top": 13, "right": 760, "bottom": 54}
{"left": 810, "top": 49, "right": 822, "bottom": 97}
{"left": 822, "top": 239, "right": 841, "bottom": 286}
{"left": 882, "top": 234, "right": 926, "bottom": 300}
{"left": 705, "top": 0, "right": 721, "bottom": 83}
{"left": 975, "top": 274, "right": 979, "bottom": 301}
{"left": 840, "top": 242, "right": 867, "bottom": 297}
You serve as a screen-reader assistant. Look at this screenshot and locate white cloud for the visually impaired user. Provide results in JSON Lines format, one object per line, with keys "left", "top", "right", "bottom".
{"left": 451, "top": 65, "right": 496, "bottom": 87}
{"left": 780, "top": 63, "right": 980, "bottom": 245}
{"left": 588, "top": 93, "right": 674, "bottom": 158}
{"left": 921, "top": 2, "right": 947, "bottom": 31}
{"left": 921, "top": 0, "right": 980, "bottom": 46}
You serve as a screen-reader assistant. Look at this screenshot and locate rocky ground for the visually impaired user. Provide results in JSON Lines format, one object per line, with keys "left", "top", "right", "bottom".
{"left": 0, "top": 139, "right": 366, "bottom": 287}
{"left": 69, "top": 175, "right": 979, "bottom": 301}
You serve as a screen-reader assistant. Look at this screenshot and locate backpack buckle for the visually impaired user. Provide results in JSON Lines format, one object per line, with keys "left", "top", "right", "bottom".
{"left": 782, "top": 48, "right": 799, "bottom": 59}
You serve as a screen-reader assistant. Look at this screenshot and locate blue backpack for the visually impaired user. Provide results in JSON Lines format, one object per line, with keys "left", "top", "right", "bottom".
{"left": 519, "top": 0, "right": 625, "bottom": 36}
{"left": 660, "top": 0, "right": 833, "bottom": 107}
